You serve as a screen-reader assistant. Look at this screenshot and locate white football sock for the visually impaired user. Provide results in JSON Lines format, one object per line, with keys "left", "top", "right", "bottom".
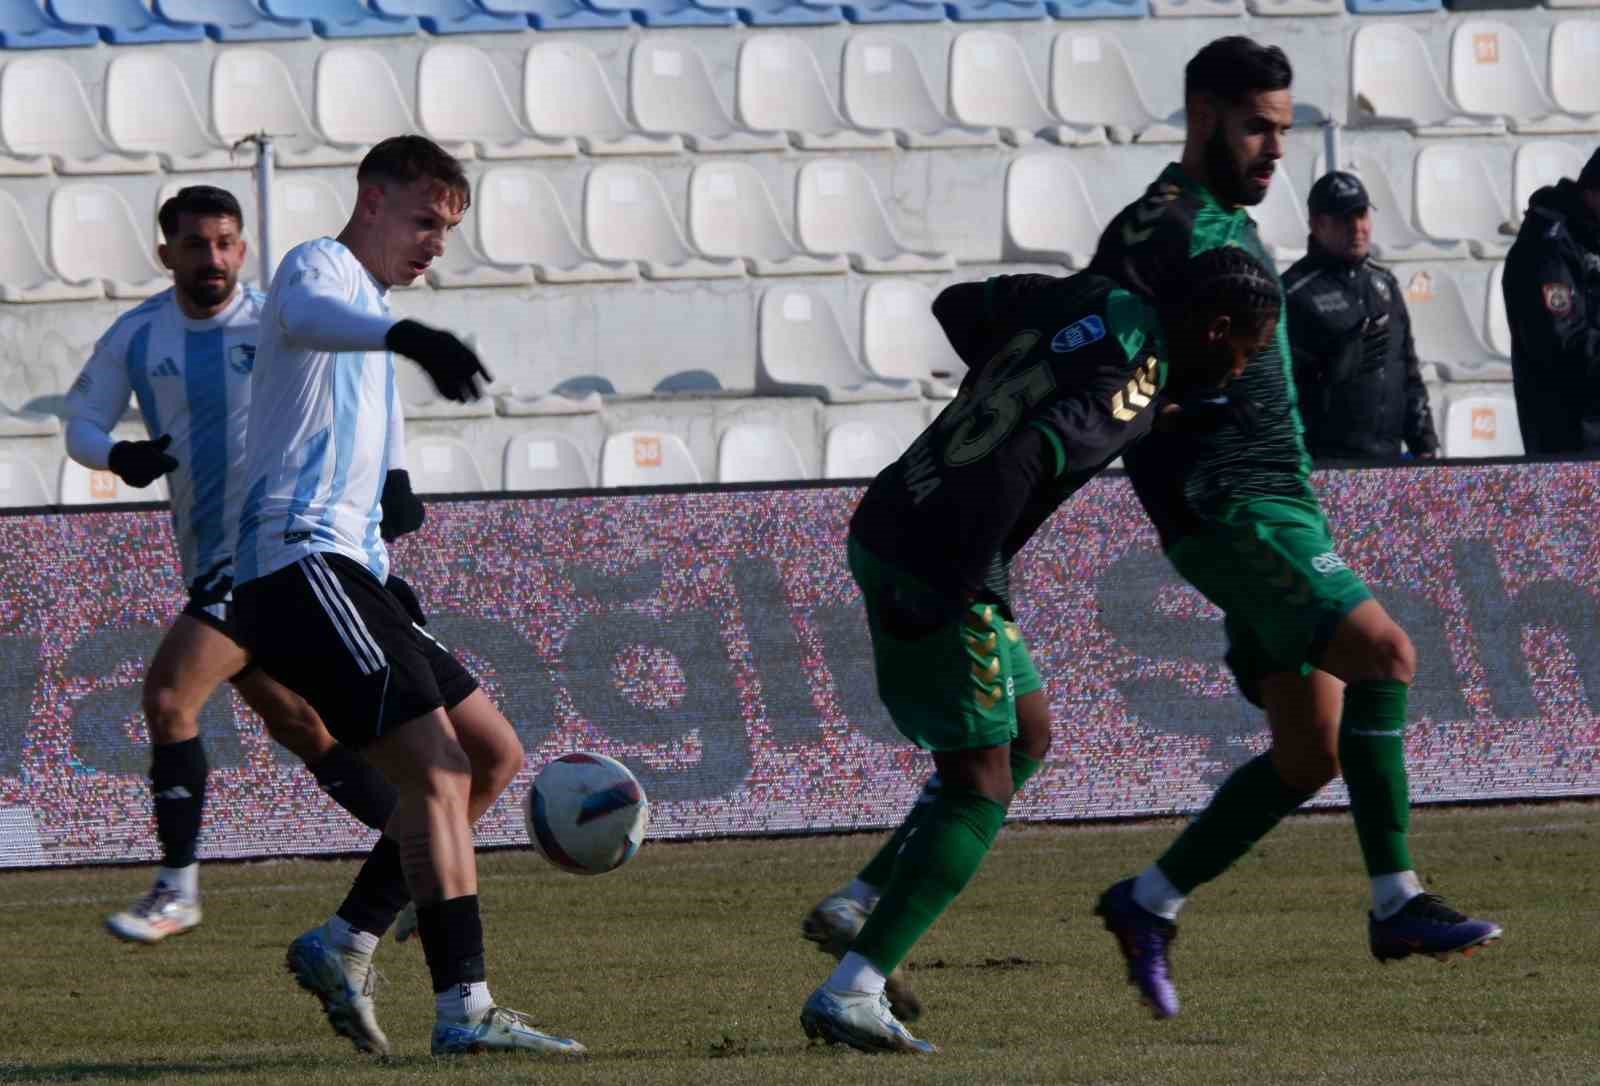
{"left": 156, "top": 864, "right": 198, "bottom": 902}
{"left": 825, "top": 951, "right": 886, "bottom": 996}
{"left": 1132, "top": 864, "right": 1186, "bottom": 921}
{"left": 1371, "top": 871, "right": 1424, "bottom": 920}
{"left": 326, "top": 915, "right": 379, "bottom": 959}
{"left": 436, "top": 981, "right": 494, "bottom": 1023}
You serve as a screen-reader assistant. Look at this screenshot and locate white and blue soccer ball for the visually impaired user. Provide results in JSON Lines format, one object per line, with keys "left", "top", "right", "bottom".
{"left": 525, "top": 752, "right": 649, "bottom": 876}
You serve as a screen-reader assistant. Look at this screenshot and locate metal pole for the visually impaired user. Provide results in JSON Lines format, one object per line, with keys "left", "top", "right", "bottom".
{"left": 256, "top": 134, "right": 275, "bottom": 290}
{"left": 1322, "top": 120, "right": 1342, "bottom": 174}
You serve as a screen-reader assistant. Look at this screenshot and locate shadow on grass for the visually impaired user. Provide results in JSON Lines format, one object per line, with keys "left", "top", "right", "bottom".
{"left": 0, "top": 1055, "right": 308, "bottom": 1083}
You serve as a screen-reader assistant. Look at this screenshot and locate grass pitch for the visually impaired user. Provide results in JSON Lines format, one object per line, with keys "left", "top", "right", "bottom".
{"left": 1, "top": 802, "right": 1596, "bottom": 1086}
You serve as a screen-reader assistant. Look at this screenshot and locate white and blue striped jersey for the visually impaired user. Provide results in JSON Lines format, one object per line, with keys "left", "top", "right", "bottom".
{"left": 236, "top": 238, "right": 405, "bottom": 587}
{"left": 65, "top": 286, "right": 264, "bottom": 590}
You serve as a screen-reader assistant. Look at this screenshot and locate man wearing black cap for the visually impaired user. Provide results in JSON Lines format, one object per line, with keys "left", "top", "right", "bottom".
{"left": 1503, "top": 146, "right": 1600, "bottom": 454}
{"left": 1281, "top": 170, "right": 1438, "bottom": 461}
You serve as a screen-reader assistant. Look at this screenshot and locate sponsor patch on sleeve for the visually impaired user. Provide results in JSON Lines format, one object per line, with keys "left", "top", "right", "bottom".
{"left": 1543, "top": 282, "right": 1574, "bottom": 316}
{"left": 1050, "top": 315, "right": 1106, "bottom": 353}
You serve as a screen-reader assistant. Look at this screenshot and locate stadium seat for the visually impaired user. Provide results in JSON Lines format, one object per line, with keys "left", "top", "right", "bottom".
{"left": 0, "top": 58, "right": 155, "bottom": 175}
{"left": 1413, "top": 145, "right": 1514, "bottom": 259}
{"left": 590, "top": 0, "right": 736, "bottom": 23}
{"left": 1350, "top": 25, "right": 1505, "bottom": 136}
{"left": 629, "top": 40, "right": 787, "bottom": 153}
{"left": 48, "top": 0, "right": 203, "bottom": 41}
{"left": 861, "top": 279, "right": 965, "bottom": 397}
{"left": 1346, "top": 0, "right": 1439, "bottom": 12}
{"left": 155, "top": 0, "right": 309, "bottom": 38}
{"left": 1316, "top": 153, "right": 1467, "bottom": 261}
{"left": 736, "top": 35, "right": 897, "bottom": 150}
{"left": 1442, "top": 392, "right": 1522, "bottom": 457}
{"left": 584, "top": 165, "right": 745, "bottom": 281}
{"left": 841, "top": 34, "right": 998, "bottom": 149}
{"left": 0, "top": 457, "right": 51, "bottom": 509}
{"left": 371, "top": 0, "right": 523, "bottom": 30}
{"left": 316, "top": 49, "right": 455, "bottom": 158}
{"left": 1245, "top": 0, "right": 1338, "bottom": 13}
{"left": 1049, "top": 31, "right": 1184, "bottom": 144}
{"left": 480, "top": 0, "right": 631, "bottom": 27}
{"left": 1045, "top": 0, "right": 1148, "bottom": 15}
{"left": 1485, "top": 260, "right": 1511, "bottom": 358}
{"left": 396, "top": 354, "right": 494, "bottom": 419}
{"left": 945, "top": 0, "right": 1047, "bottom": 20}
{"left": 406, "top": 437, "right": 487, "bottom": 494}
{"left": 478, "top": 167, "right": 637, "bottom": 283}
{"left": 1511, "top": 141, "right": 1587, "bottom": 217}
{"left": 599, "top": 430, "right": 701, "bottom": 487}
{"left": 503, "top": 432, "right": 595, "bottom": 491}
{"left": 269, "top": 176, "right": 347, "bottom": 277}
{"left": 758, "top": 285, "right": 920, "bottom": 402}
{"left": 1002, "top": 153, "right": 1100, "bottom": 269}
{"left": 698, "top": 0, "right": 843, "bottom": 24}
{"left": 796, "top": 160, "right": 955, "bottom": 273}
{"left": 0, "top": 409, "right": 59, "bottom": 437}
{"left": 260, "top": 0, "right": 416, "bottom": 35}
{"left": 1254, "top": 168, "right": 1309, "bottom": 266}
{"left": 823, "top": 420, "right": 905, "bottom": 478}
{"left": 1396, "top": 265, "right": 1511, "bottom": 381}
{"left": 417, "top": 45, "right": 576, "bottom": 160}
{"left": 0, "top": 190, "right": 101, "bottom": 303}
{"left": 59, "top": 457, "right": 169, "bottom": 504}
{"left": 525, "top": 43, "right": 681, "bottom": 156}
{"left": 1149, "top": 0, "right": 1241, "bottom": 14}
{"left": 0, "top": 0, "right": 99, "bottom": 45}
{"left": 841, "top": 0, "right": 945, "bottom": 21}
{"left": 426, "top": 229, "right": 535, "bottom": 290}
{"left": 105, "top": 54, "right": 244, "bottom": 173}
{"left": 686, "top": 162, "right": 849, "bottom": 275}
{"left": 1548, "top": 0, "right": 1600, "bottom": 9}
{"left": 212, "top": 50, "right": 364, "bottom": 169}
{"left": 49, "top": 184, "right": 168, "bottom": 299}
{"left": 1549, "top": 20, "right": 1600, "bottom": 116}
{"left": 948, "top": 30, "right": 1105, "bottom": 146}
{"left": 1450, "top": 21, "right": 1600, "bottom": 134}
{"left": 717, "top": 423, "right": 808, "bottom": 482}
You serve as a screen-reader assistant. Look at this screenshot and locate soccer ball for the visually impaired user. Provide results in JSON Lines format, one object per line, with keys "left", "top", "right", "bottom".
{"left": 525, "top": 752, "right": 649, "bottom": 875}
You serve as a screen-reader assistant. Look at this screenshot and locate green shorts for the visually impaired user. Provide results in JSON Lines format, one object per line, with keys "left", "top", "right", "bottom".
{"left": 1166, "top": 494, "right": 1373, "bottom": 705}
{"left": 849, "top": 537, "right": 1043, "bottom": 753}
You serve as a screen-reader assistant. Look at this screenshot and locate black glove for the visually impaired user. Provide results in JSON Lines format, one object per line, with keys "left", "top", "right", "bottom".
{"left": 107, "top": 434, "right": 178, "bottom": 487}
{"left": 380, "top": 468, "right": 425, "bottom": 542}
{"left": 385, "top": 573, "right": 427, "bottom": 628}
{"left": 1155, "top": 392, "right": 1259, "bottom": 437}
{"left": 385, "top": 319, "right": 491, "bottom": 403}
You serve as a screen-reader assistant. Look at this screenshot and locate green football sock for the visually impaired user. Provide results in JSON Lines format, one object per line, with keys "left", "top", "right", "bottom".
{"left": 1155, "top": 752, "right": 1315, "bottom": 895}
{"left": 1010, "top": 749, "right": 1044, "bottom": 794}
{"left": 1339, "top": 679, "right": 1414, "bottom": 875}
{"left": 857, "top": 775, "right": 942, "bottom": 890}
{"left": 851, "top": 787, "right": 1007, "bottom": 976}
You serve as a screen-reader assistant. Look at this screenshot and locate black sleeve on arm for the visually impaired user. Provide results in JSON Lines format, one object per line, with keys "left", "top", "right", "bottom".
{"left": 1396, "top": 302, "right": 1439, "bottom": 455}
{"left": 933, "top": 274, "right": 1059, "bottom": 370}
{"left": 1513, "top": 244, "right": 1600, "bottom": 391}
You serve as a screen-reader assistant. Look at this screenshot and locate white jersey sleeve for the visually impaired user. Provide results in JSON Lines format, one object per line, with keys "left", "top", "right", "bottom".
{"left": 275, "top": 242, "right": 396, "bottom": 352}
{"left": 64, "top": 321, "right": 137, "bottom": 470}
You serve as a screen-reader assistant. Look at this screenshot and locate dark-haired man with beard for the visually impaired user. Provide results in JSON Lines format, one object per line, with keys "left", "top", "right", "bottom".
{"left": 1086, "top": 36, "right": 1500, "bottom": 1020}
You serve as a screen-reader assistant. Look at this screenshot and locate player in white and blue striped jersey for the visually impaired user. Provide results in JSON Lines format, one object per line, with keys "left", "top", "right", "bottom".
{"left": 233, "top": 137, "right": 579, "bottom": 1061}
{"left": 65, "top": 186, "right": 402, "bottom": 947}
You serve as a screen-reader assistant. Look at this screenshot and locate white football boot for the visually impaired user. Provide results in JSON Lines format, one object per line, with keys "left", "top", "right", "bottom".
{"left": 802, "top": 895, "right": 922, "bottom": 1022}
{"left": 800, "top": 986, "right": 936, "bottom": 1054}
{"left": 285, "top": 924, "right": 390, "bottom": 1056}
{"left": 105, "top": 885, "right": 201, "bottom": 944}
{"left": 431, "top": 1007, "right": 587, "bottom": 1057}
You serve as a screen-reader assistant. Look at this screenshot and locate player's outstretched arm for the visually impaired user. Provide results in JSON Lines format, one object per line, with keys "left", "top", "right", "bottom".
{"left": 384, "top": 320, "right": 492, "bottom": 404}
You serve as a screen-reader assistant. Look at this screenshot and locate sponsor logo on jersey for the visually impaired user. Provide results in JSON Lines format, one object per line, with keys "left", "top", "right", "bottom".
{"left": 1310, "top": 552, "right": 1348, "bottom": 574}
{"left": 1051, "top": 315, "right": 1106, "bottom": 353}
{"left": 1543, "top": 282, "right": 1574, "bottom": 316}
{"left": 228, "top": 342, "right": 256, "bottom": 376}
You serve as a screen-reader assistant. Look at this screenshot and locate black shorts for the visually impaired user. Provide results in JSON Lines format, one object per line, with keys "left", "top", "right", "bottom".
{"left": 232, "top": 552, "right": 478, "bottom": 748}
{"left": 180, "top": 562, "right": 257, "bottom": 683}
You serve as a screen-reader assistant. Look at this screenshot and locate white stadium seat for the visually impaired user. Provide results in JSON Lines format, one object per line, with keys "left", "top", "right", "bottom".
{"left": 1002, "top": 153, "right": 1101, "bottom": 269}
{"left": 317, "top": 48, "right": 467, "bottom": 158}
{"left": 426, "top": 226, "right": 536, "bottom": 290}
{"left": 736, "top": 35, "right": 896, "bottom": 151}
{"left": 841, "top": 35, "right": 996, "bottom": 150}
{"left": 212, "top": 49, "right": 364, "bottom": 169}
{"left": 0, "top": 457, "right": 50, "bottom": 508}
{"left": 1049, "top": 31, "right": 1184, "bottom": 144}
{"left": 824, "top": 420, "right": 905, "bottom": 479}
{"left": 417, "top": 44, "right": 576, "bottom": 160}
{"left": 396, "top": 348, "right": 494, "bottom": 419}
{"left": 1317, "top": 154, "right": 1467, "bottom": 261}
{"left": 1512, "top": 141, "right": 1588, "bottom": 215}
{"left": 105, "top": 54, "right": 243, "bottom": 172}
{"left": 717, "top": 423, "right": 808, "bottom": 482}
{"left": 1449, "top": 21, "right": 1600, "bottom": 135}
{"left": 1413, "top": 145, "right": 1515, "bottom": 259}
{"left": 269, "top": 176, "right": 347, "bottom": 277}
{"left": 583, "top": 165, "right": 745, "bottom": 281}
{"left": 948, "top": 30, "right": 1104, "bottom": 147}
{"left": 600, "top": 430, "right": 701, "bottom": 487}
{"left": 1442, "top": 392, "right": 1523, "bottom": 458}
{"left": 1245, "top": 0, "right": 1339, "bottom": 14}
{"left": 630, "top": 39, "right": 786, "bottom": 153}
{"left": 525, "top": 42, "right": 681, "bottom": 156}
{"left": 49, "top": 184, "right": 167, "bottom": 299}
{"left": 0, "top": 57, "right": 156, "bottom": 174}
{"left": 478, "top": 167, "right": 636, "bottom": 284}
{"left": 1549, "top": 20, "right": 1600, "bottom": 116}
{"left": 1397, "top": 265, "right": 1511, "bottom": 382}
{"left": 504, "top": 432, "right": 595, "bottom": 491}
{"left": 1350, "top": 25, "right": 1505, "bottom": 137}
{"left": 1150, "top": 0, "right": 1243, "bottom": 14}
{"left": 406, "top": 436, "right": 487, "bottom": 494}
{"left": 1254, "top": 168, "right": 1309, "bottom": 266}
{"left": 758, "top": 285, "right": 918, "bottom": 403}
{"left": 59, "top": 458, "right": 169, "bottom": 505}
{"left": 687, "top": 163, "right": 847, "bottom": 276}
{"left": 1485, "top": 261, "right": 1511, "bottom": 359}
{"left": 861, "top": 279, "right": 965, "bottom": 398}
{"left": 0, "top": 189, "right": 101, "bottom": 303}
{"left": 795, "top": 160, "right": 954, "bottom": 274}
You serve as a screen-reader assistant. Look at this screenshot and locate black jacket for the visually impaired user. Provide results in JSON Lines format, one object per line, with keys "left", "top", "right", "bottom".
{"left": 1504, "top": 179, "right": 1600, "bottom": 455}
{"left": 1281, "top": 241, "right": 1437, "bottom": 460}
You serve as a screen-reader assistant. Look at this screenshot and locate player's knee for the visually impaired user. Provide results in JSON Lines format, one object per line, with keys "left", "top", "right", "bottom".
{"left": 484, "top": 731, "right": 524, "bottom": 797}
{"left": 141, "top": 685, "right": 196, "bottom": 743}
{"left": 1368, "top": 626, "right": 1416, "bottom": 685}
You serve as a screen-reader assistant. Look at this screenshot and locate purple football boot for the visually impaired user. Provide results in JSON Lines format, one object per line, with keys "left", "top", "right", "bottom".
{"left": 1094, "top": 878, "right": 1180, "bottom": 1019}
{"left": 1369, "top": 892, "right": 1502, "bottom": 963}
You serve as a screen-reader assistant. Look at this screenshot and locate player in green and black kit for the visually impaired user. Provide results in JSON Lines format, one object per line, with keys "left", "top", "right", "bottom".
{"left": 1086, "top": 37, "right": 1501, "bottom": 1021}
{"left": 799, "top": 247, "right": 1284, "bottom": 1054}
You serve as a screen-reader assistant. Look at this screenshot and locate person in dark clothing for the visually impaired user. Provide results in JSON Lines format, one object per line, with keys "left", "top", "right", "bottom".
{"left": 1503, "top": 146, "right": 1600, "bottom": 455}
{"left": 1282, "top": 171, "right": 1438, "bottom": 461}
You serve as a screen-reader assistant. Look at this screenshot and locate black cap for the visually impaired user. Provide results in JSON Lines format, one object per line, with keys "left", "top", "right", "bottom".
{"left": 1580, "top": 147, "right": 1600, "bottom": 190}
{"left": 1307, "top": 171, "right": 1373, "bottom": 217}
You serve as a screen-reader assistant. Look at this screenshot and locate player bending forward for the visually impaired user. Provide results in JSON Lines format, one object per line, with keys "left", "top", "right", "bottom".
{"left": 800, "top": 246, "right": 1283, "bottom": 1054}
{"left": 65, "top": 185, "right": 401, "bottom": 944}
{"left": 232, "top": 136, "right": 576, "bottom": 1059}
